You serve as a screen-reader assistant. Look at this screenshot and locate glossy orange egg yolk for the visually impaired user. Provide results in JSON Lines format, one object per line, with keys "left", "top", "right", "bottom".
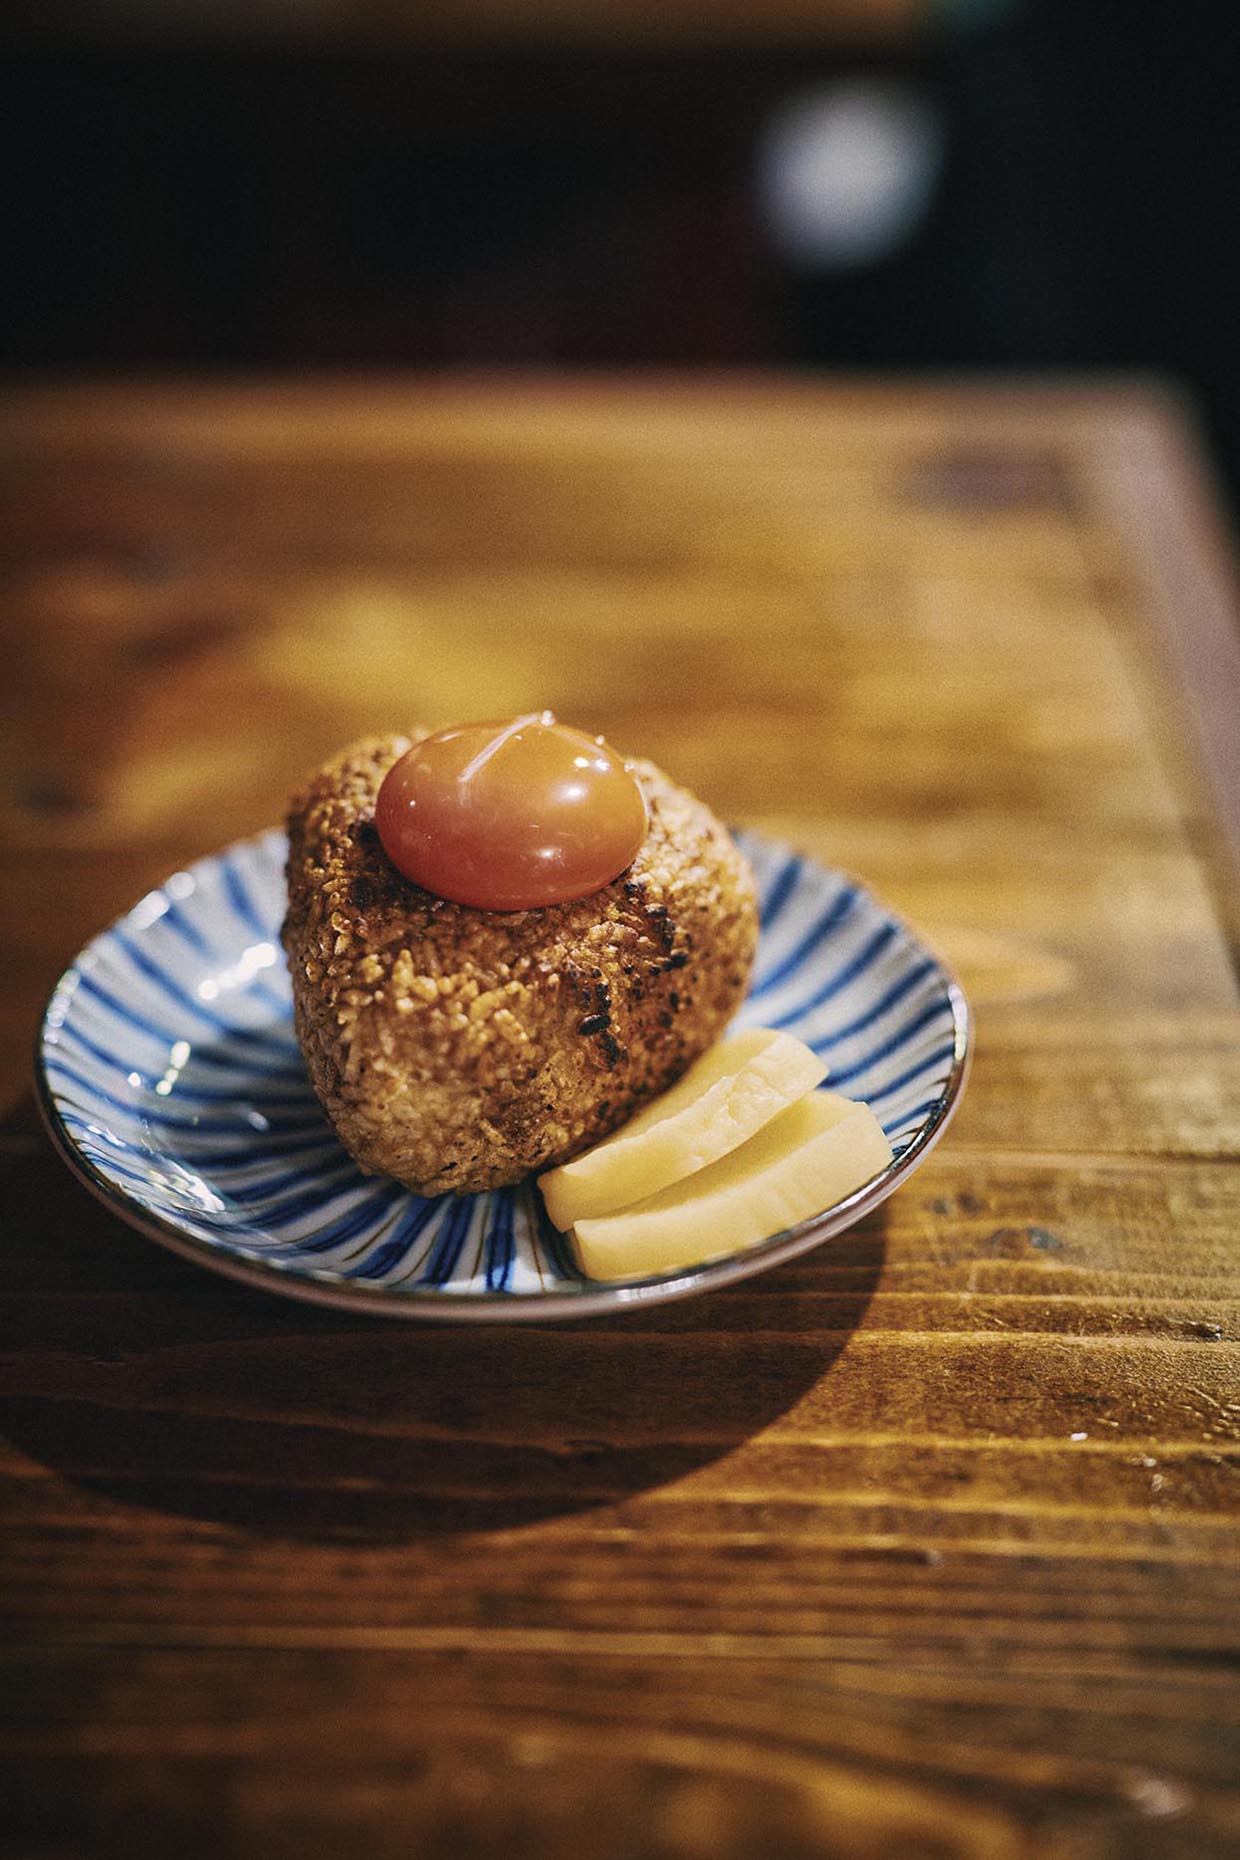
{"left": 375, "top": 713, "right": 649, "bottom": 911}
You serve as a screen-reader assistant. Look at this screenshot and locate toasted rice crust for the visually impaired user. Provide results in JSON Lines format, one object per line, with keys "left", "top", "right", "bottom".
{"left": 282, "top": 733, "right": 759, "bottom": 1194}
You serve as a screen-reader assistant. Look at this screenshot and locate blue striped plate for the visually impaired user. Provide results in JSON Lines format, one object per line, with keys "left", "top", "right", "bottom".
{"left": 35, "top": 828, "right": 969, "bottom": 1320}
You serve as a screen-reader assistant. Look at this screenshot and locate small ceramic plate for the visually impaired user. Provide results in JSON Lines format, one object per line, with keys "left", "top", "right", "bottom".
{"left": 36, "top": 829, "right": 969, "bottom": 1321}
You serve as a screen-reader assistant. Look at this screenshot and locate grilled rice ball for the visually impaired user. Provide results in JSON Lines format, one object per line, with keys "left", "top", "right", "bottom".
{"left": 282, "top": 732, "right": 759, "bottom": 1195}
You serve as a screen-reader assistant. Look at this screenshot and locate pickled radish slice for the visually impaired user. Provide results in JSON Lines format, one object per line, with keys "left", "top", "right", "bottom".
{"left": 571, "top": 1091, "right": 893, "bottom": 1283}
{"left": 538, "top": 1029, "right": 828, "bottom": 1228}
{"left": 375, "top": 713, "right": 648, "bottom": 911}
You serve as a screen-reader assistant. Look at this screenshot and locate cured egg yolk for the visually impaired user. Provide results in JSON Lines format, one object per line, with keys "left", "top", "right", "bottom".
{"left": 375, "top": 713, "right": 649, "bottom": 911}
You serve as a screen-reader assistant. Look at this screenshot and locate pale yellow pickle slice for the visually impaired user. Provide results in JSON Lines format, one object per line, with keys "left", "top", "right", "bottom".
{"left": 538, "top": 1028, "right": 826, "bottom": 1230}
{"left": 570, "top": 1089, "right": 894, "bottom": 1284}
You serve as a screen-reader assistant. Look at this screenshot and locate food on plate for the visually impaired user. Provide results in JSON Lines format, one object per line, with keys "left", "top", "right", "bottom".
{"left": 282, "top": 725, "right": 759, "bottom": 1195}
{"left": 570, "top": 1090, "right": 894, "bottom": 1283}
{"left": 375, "top": 713, "right": 649, "bottom": 910}
{"left": 538, "top": 1027, "right": 827, "bottom": 1230}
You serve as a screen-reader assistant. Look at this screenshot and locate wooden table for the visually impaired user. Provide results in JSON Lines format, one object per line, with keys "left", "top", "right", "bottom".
{"left": 2, "top": 378, "right": 1239, "bottom": 1860}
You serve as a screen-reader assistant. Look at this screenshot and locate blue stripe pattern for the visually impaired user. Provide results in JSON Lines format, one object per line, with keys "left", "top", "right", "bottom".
{"left": 39, "top": 826, "right": 963, "bottom": 1306}
{"left": 748, "top": 885, "right": 859, "bottom": 1001}
{"left": 768, "top": 923, "right": 899, "bottom": 1031}
{"left": 758, "top": 854, "right": 804, "bottom": 930}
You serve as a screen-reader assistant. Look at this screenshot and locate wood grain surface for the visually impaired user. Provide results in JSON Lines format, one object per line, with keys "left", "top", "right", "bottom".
{"left": 1, "top": 377, "right": 1238, "bottom": 1860}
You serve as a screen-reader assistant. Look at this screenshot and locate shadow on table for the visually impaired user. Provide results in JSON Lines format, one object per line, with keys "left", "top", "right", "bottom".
{"left": 1, "top": 1098, "right": 885, "bottom": 1544}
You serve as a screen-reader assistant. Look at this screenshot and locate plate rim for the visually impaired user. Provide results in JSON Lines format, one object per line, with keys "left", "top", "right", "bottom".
{"left": 33, "top": 828, "right": 972, "bottom": 1324}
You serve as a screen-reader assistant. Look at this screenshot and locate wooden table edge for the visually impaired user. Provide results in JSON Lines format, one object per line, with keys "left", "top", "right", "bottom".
{"left": 2, "top": 366, "right": 1235, "bottom": 929}
{"left": 1083, "top": 388, "right": 1240, "bottom": 958}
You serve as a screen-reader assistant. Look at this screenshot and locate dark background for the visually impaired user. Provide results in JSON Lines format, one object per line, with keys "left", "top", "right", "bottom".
{"left": 3, "top": 1, "right": 1237, "bottom": 502}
